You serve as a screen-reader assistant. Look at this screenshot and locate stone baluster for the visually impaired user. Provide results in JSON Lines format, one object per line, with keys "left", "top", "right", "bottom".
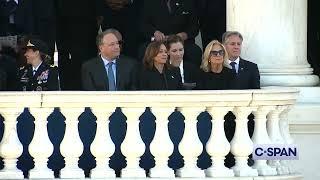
{"left": 176, "top": 107, "right": 205, "bottom": 177}
{"left": 251, "top": 106, "right": 277, "bottom": 175}
{"left": 28, "top": 108, "right": 54, "bottom": 178}
{"left": 90, "top": 107, "right": 116, "bottom": 178}
{"left": 0, "top": 108, "right": 24, "bottom": 179}
{"left": 230, "top": 107, "right": 258, "bottom": 176}
{"left": 149, "top": 107, "right": 175, "bottom": 177}
{"left": 121, "top": 107, "right": 146, "bottom": 177}
{"left": 267, "top": 105, "right": 289, "bottom": 175}
{"left": 279, "top": 105, "right": 296, "bottom": 174}
{"left": 59, "top": 108, "right": 84, "bottom": 178}
{"left": 205, "top": 107, "right": 234, "bottom": 177}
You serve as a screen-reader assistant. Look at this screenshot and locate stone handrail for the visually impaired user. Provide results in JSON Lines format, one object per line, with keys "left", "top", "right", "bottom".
{"left": 0, "top": 88, "right": 301, "bottom": 179}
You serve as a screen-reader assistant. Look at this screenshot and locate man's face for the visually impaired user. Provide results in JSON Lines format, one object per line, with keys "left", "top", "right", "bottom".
{"left": 24, "top": 48, "right": 38, "bottom": 64}
{"left": 99, "top": 33, "right": 120, "bottom": 59}
{"left": 225, "top": 35, "right": 242, "bottom": 60}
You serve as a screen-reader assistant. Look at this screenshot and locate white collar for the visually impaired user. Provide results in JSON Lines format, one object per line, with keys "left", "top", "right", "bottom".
{"left": 228, "top": 57, "right": 240, "bottom": 65}
{"left": 32, "top": 62, "right": 42, "bottom": 71}
{"left": 101, "top": 55, "right": 117, "bottom": 66}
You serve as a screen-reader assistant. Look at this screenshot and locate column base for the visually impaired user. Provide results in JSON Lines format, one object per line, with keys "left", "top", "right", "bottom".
{"left": 29, "top": 168, "right": 54, "bottom": 179}
{"left": 176, "top": 167, "right": 205, "bottom": 178}
{"left": 149, "top": 167, "right": 175, "bottom": 178}
{"left": 60, "top": 168, "right": 85, "bottom": 178}
{"left": 261, "top": 74, "right": 319, "bottom": 87}
{"left": 0, "top": 170, "right": 24, "bottom": 179}
{"left": 205, "top": 166, "right": 234, "bottom": 177}
{"left": 232, "top": 165, "right": 258, "bottom": 177}
{"left": 121, "top": 168, "right": 146, "bottom": 178}
{"left": 90, "top": 168, "right": 115, "bottom": 178}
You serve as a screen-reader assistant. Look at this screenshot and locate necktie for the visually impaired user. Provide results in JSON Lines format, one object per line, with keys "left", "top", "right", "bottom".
{"left": 107, "top": 62, "right": 116, "bottom": 91}
{"left": 33, "top": 70, "right": 37, "bottom": 76}
{"left": 230, "top": 61, "right": 237, "bottom": 74}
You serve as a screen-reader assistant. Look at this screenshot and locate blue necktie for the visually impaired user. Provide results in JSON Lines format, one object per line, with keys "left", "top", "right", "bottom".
{"left": 230, "top": 61, "right": 237, "bottom": 74}
{"left": 107, "top": 62, "right": 116, "bottom": 91}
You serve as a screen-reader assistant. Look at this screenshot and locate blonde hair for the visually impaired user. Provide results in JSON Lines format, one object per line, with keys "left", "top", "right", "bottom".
{"left": 200, "top": 40, "right": 230, "bottom": 72}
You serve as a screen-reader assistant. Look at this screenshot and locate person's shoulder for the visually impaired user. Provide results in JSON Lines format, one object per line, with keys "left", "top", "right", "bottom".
{"left": 240, "top": 58, "right": 258, "bottom": 66}
{"left": 83, "top": 56, "right": 101, "bottom": 67}
{"left": 118, "top": 55, "right": 137, "bottom": 66}
{"left": 119, "top": 55, "right": 136, "bottom": 62}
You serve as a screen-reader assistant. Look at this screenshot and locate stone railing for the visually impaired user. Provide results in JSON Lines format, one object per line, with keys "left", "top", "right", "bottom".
{"left": 0, "top": 89, "right": 302, "bottom": 179}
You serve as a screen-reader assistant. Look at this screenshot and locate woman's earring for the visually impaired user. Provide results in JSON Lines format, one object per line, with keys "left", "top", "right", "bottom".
{"left": 208, "top": 60, "right": 211, "bottom": 63}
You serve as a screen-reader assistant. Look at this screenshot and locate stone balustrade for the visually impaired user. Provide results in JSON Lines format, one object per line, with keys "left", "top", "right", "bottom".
{"left": 0, "top": 89, "right": 302, "bottom": 179}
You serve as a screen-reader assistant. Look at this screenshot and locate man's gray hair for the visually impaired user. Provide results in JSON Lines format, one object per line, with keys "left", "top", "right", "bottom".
{"left": 222, "top": 31, "right": 243, "bottom": 44}
{"left": 96, "top": 28, "right": 122, "bottom": 46}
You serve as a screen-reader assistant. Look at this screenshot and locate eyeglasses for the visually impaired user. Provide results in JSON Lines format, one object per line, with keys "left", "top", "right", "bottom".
{"left": 210, "top": 50, "right": 225, "bottom": 57}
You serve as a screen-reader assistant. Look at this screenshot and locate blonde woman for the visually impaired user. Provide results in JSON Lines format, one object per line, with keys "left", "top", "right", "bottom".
{"left": 198, "top": 40, "right": 235, "bottom": 90}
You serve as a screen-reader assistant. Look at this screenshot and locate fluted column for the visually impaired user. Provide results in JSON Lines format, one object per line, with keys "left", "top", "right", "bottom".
{"left": 176, "top": 107, "right": 205, "bottom": 177}
{"left": 121, "top": 107, "right": 146, "bottom": 178}
{"left": 149, "top": 107, "right": 175, "bottom": 177}
{"left": 28, "top": 108, "right": 54, "bottom": 178}
{"left": 279, "top": 105, "right": 296, "bottom": 174}
{"left": 267, "top": 106, "right": 289, "bottom": 175}
{"left": 0, "top": 108, "right": 24, "bottom": 179}
{"left": 227, "top": 0, "right": 319, "bottom": 86}
{"left": 205, "top": 107, "right": 234, "bottom": 177}
{"left": 251, "top": 106, "right": 277, "bottom": 175}
{"left": 59, "top": 108, "right": 84, "bottom": 178}
{"left": 90, "top": 107, "right": 115, "bottom": 178}
{"left": 230, "top": 107, "right": 258, "bottom": 176}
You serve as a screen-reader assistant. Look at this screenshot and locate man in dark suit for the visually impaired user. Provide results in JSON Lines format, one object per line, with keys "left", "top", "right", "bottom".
{"left": 222, "top": 31, "right": 260, "bottom": 89}
{"left": 140, "top": 0, "right": 202, "bottom": 65}
{"left": 222, "top": 31, "right": 260, "bottom": 168}
{"left": 82, "top": 29, "right": 138, "bottom": 91}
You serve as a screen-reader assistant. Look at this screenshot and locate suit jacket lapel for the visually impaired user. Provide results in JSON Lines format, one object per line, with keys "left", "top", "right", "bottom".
{"left": 238, "top": 58, "right": 245, "bottom": 75}
{"left": 96, "top": 57, "right": 109, "bottom": 90}
{"left": 116, "top": 57, "right": 122, "bottom": 90}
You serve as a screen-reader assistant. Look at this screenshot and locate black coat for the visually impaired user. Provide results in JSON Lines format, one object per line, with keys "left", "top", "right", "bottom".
{"left": 140, "top": 0, "right": 199, "bottom": 42}
{"left": 18, "top": 62, "right": 59, "bottom": 91}
{"left": 139, "top": 65, "right": 183, "bottom": 90}
{"left": 197, "top": 67, "right": 235, "bottom": 90}
{"left": 231, "top": 58, "right": 260, "bottom": 89}
{"left": 81, "top": 55, "right": 138, "bottom": 91}
{"left": 0, "top": 54, "right": 18, "bottom": 90}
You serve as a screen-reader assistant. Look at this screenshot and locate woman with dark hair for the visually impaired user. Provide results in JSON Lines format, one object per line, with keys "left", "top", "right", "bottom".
{"left": 139, "top": 41, "right": 182, "bottom": 90}
{"left": 198, "top": 40, "right": 235, "bottom": 90}
{"left": 165, "top": 35, "right": 199, "bottom": 89}
{"left": 18, "top": 38, "right": 59, "bottom": 91}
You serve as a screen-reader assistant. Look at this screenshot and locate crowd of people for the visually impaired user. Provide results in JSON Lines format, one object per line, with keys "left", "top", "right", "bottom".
{"left": 0, "top": 0, "right": 236, "bottom": 91}
{"left": 0, "top": 29, "right": 260, "bottom": 91}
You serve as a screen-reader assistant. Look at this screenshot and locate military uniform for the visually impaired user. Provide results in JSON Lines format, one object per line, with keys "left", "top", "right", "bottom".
{"left": 19, "top": 62, "right": 59, "bottom": 91}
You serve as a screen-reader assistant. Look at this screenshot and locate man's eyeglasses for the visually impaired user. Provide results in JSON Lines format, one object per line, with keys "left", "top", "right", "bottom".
{"left": 210, "top": 50, "right": 225, "bottom": 57}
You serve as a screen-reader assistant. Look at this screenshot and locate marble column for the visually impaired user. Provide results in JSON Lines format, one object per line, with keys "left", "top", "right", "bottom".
{"left": 227, "top": 0, "right": 319, "bottom": 86}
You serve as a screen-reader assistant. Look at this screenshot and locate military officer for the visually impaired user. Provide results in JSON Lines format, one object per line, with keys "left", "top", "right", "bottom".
{"left": 18, "top": 38, "right": 59, "bottom": 91}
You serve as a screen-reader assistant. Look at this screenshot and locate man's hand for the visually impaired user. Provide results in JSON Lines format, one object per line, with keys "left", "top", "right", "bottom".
{"left": 153, "top": 30, "right": 166, "bottom": 41}
{"left": 105, "top": 0, "right": 130, "bottom": 11}
{"left": 176, "top": 32, "right": 188, "bottom": 41}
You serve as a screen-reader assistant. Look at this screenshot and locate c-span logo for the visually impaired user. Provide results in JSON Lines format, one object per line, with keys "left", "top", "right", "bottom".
{"left": 252, "top": 144, "right": 298, "bottom": 160}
